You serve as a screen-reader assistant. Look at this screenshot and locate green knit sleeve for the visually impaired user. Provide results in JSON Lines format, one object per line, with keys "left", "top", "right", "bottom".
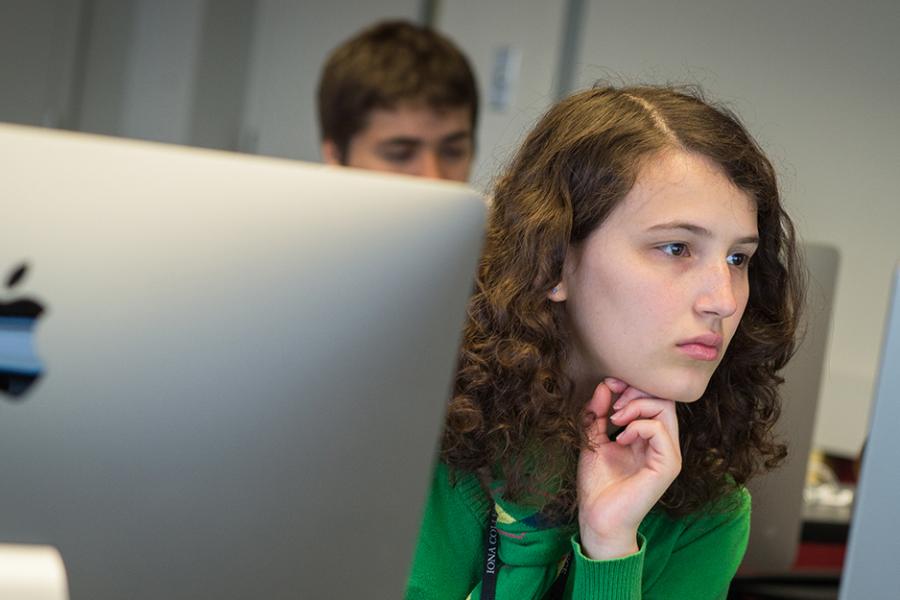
{"left": 642, "top": 487, "right": 751, "bottom": 599}
{"left": 565, "top": 532, "right": 646, "bottom": 599}
{"left": 562, "top": 488, "right": 750, "bottom": 599}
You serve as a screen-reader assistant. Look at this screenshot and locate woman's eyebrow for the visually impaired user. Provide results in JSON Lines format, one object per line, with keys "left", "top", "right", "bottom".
{"left": 647, "top": 221, "right": 759, "bottom": 245}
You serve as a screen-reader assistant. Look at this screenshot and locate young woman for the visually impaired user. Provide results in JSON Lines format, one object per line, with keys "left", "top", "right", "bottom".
{"left": 406, "top": 85, "right": 804, "bottom": 599}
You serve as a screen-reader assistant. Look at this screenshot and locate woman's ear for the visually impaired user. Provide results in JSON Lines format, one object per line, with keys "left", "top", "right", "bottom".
{"left": 549, "top": 245, "right": 578, "bottom": 302}
{"left": 547, "top": 282, "right": 567, "bottom": 302}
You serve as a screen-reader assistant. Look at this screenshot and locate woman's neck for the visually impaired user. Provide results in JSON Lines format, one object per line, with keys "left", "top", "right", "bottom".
{"left": 564, "top": 346, "right": 606, "bottom": 408}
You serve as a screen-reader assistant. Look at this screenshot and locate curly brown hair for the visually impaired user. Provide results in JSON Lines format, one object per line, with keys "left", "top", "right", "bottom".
{"left": 441, "top": 85, "right": 805, "bottom": 519}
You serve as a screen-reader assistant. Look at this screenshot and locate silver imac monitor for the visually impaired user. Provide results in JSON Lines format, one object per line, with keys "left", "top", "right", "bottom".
{"left": 0, "top": 123, "right": 486, "bottom": 599}
{"left": 838, "top": 265, "right": 900, "bottom": 599}
{"left": 741, "top": 243, "right": 839, "bottom": 574}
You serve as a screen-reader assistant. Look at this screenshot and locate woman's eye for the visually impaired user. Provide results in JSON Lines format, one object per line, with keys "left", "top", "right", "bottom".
{"left": 727, "top": 253, "right": 749, "bottom": 267}
{"left": 659, "top": 243, "right": 689, "bottom": 257}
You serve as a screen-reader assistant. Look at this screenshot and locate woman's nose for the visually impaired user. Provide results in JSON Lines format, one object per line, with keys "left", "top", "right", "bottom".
{"left": 695, "top": 262, "right": 738, "bottom": 319}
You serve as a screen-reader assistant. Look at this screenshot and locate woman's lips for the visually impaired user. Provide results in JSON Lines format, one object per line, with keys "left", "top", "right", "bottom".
{"left": 677, "top": 343, "right": 719, "bottom": 361}
{"left": 676, "top": 333, "right": 723, "bottom": 361}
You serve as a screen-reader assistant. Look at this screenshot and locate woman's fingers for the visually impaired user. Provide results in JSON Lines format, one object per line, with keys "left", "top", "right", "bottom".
{"left": 606, "top": 380, "right": 657, "bottom": 412}
{"left": 584, "top": 382, "right": 614, "bottom": 444}
{"left": 614, "top": 419, "right": 681, "bottom": 470}
{"left": 585, "top": 381, "right": 613, "bottom": 418}
{"left": 609, "top": 398, "right": 679, "bottom": 438}
{"left": 586, "top": 380, "right": 679, "bottom": 447}
{"left": 603, "top": 377, "right": 629, "bottom": 394}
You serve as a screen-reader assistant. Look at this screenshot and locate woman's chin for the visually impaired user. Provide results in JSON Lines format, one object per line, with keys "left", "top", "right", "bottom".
{"left": 620, "top": 372, "right": 710, "bottom": 404}
{"left": 667, "top": 378, "right": 712, "bottom": 403}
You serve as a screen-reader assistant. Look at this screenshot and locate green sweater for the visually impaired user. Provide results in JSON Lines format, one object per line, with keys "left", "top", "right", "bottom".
{"left": 406, "top": 462, "right": 750, "bottom": 599}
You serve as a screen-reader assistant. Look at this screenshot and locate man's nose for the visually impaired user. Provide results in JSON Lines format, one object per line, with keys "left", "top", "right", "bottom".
{"left": 416, "top": 151, "right": 445, "bottom": 180}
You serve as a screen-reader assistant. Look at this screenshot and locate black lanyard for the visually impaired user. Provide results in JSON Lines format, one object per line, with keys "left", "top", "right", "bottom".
{"left": 481, "top": 506, "right": 571, "bottom": 600}
{"left": 482, "top": 506, "right": 501, "bottom": 600}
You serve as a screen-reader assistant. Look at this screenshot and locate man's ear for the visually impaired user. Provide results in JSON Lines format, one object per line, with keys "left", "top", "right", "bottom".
{"left": 321, "top": 140, "right": 342, "bottom": 165}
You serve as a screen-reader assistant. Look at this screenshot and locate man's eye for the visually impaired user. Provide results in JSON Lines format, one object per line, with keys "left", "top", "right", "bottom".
{"left": 439, "top": 145, "right": 468, "bottom": 160}
{"left": 727, "top": 253, "right": 750, "bottom": 267}
{"left": 659, "top": 243, "right": 689, "bottom": 257}
{"left": 381, "top": 150, "right": 414, "bottom": 163}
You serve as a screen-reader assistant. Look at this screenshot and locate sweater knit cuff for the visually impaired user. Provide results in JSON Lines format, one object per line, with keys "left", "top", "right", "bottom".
{"left": 568, "top": 532, "right": 645, "bottom": 600}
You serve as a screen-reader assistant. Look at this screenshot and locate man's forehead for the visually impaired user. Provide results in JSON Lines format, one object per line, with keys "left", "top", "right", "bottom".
{"left": 377, "top": 98, "right": 472, "bottom": 118}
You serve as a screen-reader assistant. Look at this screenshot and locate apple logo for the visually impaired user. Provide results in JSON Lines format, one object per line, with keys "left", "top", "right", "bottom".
{"left": 0, "top": 263, "right": 46, "bottom": 400}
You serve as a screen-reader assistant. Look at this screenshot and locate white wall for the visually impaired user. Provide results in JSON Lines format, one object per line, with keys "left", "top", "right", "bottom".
{"left": 76, "top": 0, "right": 137, "bottom": 136}
{"left": 0, "top": 0, "right": 569, "bottom": 186}
{"left": 75, "top": 0, "right": 207, "bottom": 143}
{"left": 190, "top": 0, "right": 257, "bottom": 151}
{"left": 240, "top": 0, "right": 421, "bottom": 160}
{"left": 76, "top": 0, "right": 256, "bottom": 150}
{"left": 0, "top": 0, "right": 82, "bottom": 129}
{"left": 436, "top": 0, "right": 570, "bottom": 192}
{"left": 572, "top": 0, "right": 900, "bottom": 456}
{"left": 118, "top": 0, "right": 207, "bottom": 145}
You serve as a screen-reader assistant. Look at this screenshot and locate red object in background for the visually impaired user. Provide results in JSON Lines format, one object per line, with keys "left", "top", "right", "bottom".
{"left": 793, "top": 542, "right": 845, "bottom": 572}
{"left": 824, "top": 453, "right": 859, "bottom": 484}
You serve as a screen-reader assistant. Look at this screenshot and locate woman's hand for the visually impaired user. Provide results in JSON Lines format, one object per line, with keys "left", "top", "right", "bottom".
{"left": 576, "top": 377, "right": 682, "bottom": 560}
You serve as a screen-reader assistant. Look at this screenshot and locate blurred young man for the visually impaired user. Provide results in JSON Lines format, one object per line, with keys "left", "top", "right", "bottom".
{"left": 317, "top": 20, "right": 478, "bottom": 182}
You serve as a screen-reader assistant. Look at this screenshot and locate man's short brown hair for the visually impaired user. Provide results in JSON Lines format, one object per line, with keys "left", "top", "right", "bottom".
{"left": 317, "top": 20, "right": 479, "bottom": 161}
